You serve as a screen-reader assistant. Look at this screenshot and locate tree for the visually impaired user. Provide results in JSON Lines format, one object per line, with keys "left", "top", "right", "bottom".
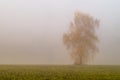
{"left": 63, "top": 11, "right": 99, "bottom": 65}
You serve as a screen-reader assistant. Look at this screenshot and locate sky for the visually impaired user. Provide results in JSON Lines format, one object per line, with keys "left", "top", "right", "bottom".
{"left": 0, "top": 0, "right": 120, "bottom": 65}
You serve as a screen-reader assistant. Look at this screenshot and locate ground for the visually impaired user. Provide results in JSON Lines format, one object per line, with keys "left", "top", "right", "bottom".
{"left": 0, "top": 65, "right": 120, "bottom": 80}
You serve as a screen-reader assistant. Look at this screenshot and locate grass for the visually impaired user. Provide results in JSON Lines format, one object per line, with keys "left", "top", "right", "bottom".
{"left": 0, "top": 65, "right": 120, "bottom": 80}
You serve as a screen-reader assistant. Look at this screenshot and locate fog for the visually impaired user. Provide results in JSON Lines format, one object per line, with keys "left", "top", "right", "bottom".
{"left": 0, "top": 0, "right": 120, "bottom": 65}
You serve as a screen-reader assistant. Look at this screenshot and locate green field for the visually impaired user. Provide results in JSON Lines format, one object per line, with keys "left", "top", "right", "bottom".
{"left": 0, "top": 65, "right": 120, "bottom": 80}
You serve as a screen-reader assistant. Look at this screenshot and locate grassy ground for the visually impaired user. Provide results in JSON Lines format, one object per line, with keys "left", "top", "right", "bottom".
{"left": 0, "top": 65, "right": 120, "bottom": 80}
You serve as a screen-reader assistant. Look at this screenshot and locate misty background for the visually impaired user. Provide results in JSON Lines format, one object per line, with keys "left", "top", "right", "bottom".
{"left": 0, "top": 0, "right": 120, "bottom": 65}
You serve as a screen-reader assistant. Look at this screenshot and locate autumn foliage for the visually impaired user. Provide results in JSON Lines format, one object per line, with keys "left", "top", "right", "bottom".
{"left": 63, "top": 11, "right": 99, "bottom": 65}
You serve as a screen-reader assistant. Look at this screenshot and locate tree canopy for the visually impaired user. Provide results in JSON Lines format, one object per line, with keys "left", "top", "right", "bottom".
{"left": 63, "top": 11, "right": 99, "bottom": 65}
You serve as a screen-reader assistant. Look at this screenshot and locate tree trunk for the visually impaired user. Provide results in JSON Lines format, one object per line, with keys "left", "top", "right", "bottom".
{"left": 74, "top": 57, "right": 83, "bottom": 65}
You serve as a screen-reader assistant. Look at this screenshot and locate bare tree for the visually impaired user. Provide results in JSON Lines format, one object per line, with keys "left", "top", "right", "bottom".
{"left": 63, "top": 11, "right": 99, "bottom": 65}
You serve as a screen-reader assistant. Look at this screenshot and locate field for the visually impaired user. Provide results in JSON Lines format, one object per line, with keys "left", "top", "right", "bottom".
{"left": 0, "top": 65, "right": 120, "bottom": 80}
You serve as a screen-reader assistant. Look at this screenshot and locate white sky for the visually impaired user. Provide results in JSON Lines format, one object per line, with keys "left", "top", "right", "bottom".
{"left": 0, "top": 0, "right": 120, "bottom": 65}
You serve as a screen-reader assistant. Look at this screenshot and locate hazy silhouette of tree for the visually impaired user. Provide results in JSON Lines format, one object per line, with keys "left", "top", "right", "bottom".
{"left": 63, "top": 11, "right": 99, "bottom": 65}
